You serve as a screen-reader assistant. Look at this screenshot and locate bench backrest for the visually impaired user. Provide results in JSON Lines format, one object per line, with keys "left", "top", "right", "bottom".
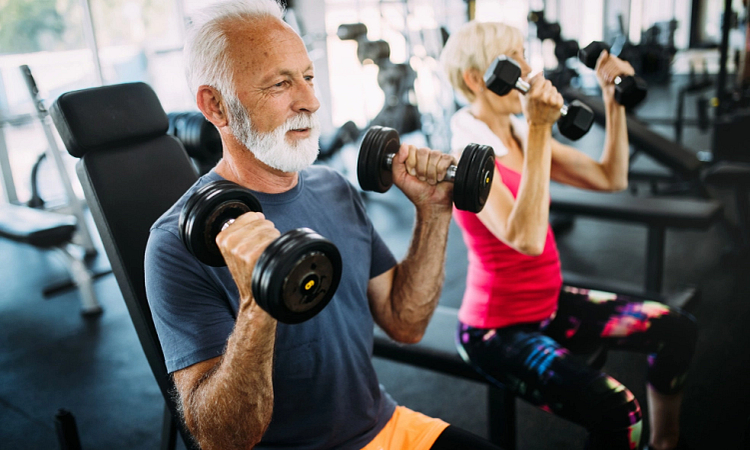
{"left": 49, "top": 82, "right": 199, "bottom": 449}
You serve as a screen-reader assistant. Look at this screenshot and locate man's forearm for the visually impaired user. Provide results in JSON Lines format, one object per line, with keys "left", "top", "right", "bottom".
{"left": 180, "top": 307, "right": 277, "bottom": 450}
{"left": 387, "top": 208, "right": 452, "bottom": 343}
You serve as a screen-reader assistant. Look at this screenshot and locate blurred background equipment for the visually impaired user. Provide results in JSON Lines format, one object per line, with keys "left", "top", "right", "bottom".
{"left": 166, "top": 111, "right": 221, "bottom": 175}
{"left": 337, "top": 22, "right": 421, "bottom": 137}
{"left": 1, "top": 0, "right": 750, "bottom": 448}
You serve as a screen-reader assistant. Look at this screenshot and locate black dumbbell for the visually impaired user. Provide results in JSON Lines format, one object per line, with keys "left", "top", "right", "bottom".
{"left": 357, "top": 126, "right": 495, "bottom": 213}
{"left": 484, "top": 56, "right": 595, "bottom": 141}
{"left": 578, "top": 41, "right": 648, "bottom": 108}
{"left": 179, "top": 180, "right": 342, "bottom": 324}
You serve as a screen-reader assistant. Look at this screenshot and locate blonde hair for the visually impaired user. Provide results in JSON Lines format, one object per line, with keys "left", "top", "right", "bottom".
{"left": 440, "top": 21, "right": 523, "bottom": 102}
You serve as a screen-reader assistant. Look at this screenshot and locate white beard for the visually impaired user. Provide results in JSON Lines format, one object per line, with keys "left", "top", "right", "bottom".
{"left": 227, "top": 96, "right": 321, "bottom": 173}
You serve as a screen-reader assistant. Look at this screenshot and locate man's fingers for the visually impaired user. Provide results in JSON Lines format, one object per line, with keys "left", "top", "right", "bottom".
{"left": 435, "top": 153, "right": 455, "bottom": 183}
{"left": 404, "top": 144, "right": 418, "bottom": 177}
{"left": 401, "top": 147, "right": 455, "bottom": 185}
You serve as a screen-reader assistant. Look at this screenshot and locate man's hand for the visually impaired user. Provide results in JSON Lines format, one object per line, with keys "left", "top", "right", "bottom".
{"left": 215, "top": 211, "right": 281, "bottom": 314}
{"left": 595, "top": 51, "right": 636, "bottom": 103}
{"left": 391, "top": 144, "right": 455, "bottom": 214}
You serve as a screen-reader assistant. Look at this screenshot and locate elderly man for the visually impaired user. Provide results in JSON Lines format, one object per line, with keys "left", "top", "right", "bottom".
{"left": 145, "top": 0, "right": 501, "bottom": 449}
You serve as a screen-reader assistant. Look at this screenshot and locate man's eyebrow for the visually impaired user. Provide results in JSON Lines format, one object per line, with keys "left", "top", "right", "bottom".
{"left": 261, "top": 64, "right": 315, "bottom": 84}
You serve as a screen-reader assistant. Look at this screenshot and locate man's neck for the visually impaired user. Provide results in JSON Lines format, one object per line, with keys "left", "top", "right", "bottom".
{"left": 215, "top": 141, "right": 299, "bottom": 194}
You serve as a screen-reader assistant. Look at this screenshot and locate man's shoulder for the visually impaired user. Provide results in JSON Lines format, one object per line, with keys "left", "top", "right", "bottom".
{"left": 150, "top": 172, "right": 220, "bottom": 236}
{"left": 303, "top": 164, "right": 349, "bottom": 187}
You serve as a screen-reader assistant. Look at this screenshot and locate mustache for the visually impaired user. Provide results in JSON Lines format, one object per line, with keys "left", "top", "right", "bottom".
{"left": 281, "top": 113, "right": 320, "bottom": 133}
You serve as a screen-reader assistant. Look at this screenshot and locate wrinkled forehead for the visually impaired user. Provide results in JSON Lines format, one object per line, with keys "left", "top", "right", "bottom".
{"left": 223, "top": 16, "right": 310, "bottom": 77}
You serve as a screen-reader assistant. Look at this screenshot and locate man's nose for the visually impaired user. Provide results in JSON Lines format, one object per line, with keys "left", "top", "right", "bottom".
{"left": 293, "top": 81, "right": 320, "bottom": 114}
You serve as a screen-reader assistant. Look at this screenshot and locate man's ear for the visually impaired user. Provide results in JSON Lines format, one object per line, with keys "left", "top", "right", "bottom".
{"left": 196, "top": 85, "right": 229, "bottom": 128}
{"left": 462, "top": 69, "right": 486, "bottom": 95}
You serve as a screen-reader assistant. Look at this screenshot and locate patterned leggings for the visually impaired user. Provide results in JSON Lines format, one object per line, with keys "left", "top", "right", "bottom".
{"left": 456, "top": 286, "right": 698, "bottom": 450}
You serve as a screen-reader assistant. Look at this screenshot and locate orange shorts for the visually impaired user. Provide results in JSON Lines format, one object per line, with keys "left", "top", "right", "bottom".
{"left": 361, "top": 406, "right": 449, "bottom": 450}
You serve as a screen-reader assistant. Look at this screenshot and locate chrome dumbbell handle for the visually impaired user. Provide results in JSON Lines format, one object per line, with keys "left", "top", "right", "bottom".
{"left": 221, "top": 218, "right": 235, "bottom": 232}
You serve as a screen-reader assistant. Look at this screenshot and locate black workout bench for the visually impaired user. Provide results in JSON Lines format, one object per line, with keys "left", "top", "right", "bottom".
{"left": 374, "top": 305, "right": 516, "bottom": 448}
{"left": 0, "top": 203, "right": 102, "bottom": 315}
{"left": 550, "top": 187, "right": 723, "bottom": 295}
{"left": 373, "top": 279, "right": 697, "bottom": 450}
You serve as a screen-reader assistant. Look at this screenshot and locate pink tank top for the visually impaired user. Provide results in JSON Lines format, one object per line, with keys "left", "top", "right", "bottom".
{"left": 453, "top": 160, "right": 562, "bottom": 329}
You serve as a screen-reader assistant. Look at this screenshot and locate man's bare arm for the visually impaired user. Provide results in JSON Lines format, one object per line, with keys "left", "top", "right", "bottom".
{"left": 172, "top": 297, "right": 277, "bottom": 450}
{"left": 368, "top": 144, "right": 454, "bottom": 343}
{"left": 172, "top": 211, "right": 281, "bottom": 450}
{"left": 368, "top": 205, "right": 452, "bottom": 343}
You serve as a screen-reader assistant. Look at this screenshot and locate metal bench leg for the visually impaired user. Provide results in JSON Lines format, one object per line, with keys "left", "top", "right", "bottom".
{"left": 161, "top": 403, "right": 178, "bottom": 450}
{"left": 488, "top": 385, "right": 516, "bottom": 450}
{"left": 55, "top": 245, "right": 102, "bottom": 316}
{"left": 645, "top": 226, "right": 666, "bottom": 294}
{"left": 735, "top": 188, "right": 750, "bottom": 249}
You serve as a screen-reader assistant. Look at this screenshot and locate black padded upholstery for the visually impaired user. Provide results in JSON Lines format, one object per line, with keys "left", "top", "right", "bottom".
{"left": 50, "top": 82, "right": 169, "bottom": 158}
{"left": 550, "top": 188, "right": 722, "bottom": 228}
{"left": 0, "top": 204, "right": 76, "bottom": 247}
{"left": 703, "top": 162, "right": 750, "bottom": 188}
{"left": 374, "top": 306, "right": 486, "bottom": 382}
{"left": 49, "top": 82, "right": 199, "bottom": 449}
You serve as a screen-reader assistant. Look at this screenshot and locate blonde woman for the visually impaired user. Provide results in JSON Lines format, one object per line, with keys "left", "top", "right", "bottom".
{"left": 441, "top": 21, "right": 697, "bottom": 450}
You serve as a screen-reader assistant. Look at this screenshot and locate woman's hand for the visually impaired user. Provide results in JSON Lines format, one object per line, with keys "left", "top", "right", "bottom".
{"left": 521, "top": 73, "right": 565, "bottom": 126}
{"left": 595, "top": 51, "right": 636, "bottom": 103}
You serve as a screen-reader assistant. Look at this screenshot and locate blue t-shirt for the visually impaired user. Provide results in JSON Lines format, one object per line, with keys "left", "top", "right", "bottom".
{"left": 144, "top": 166, "right": 398, "bottom": 449}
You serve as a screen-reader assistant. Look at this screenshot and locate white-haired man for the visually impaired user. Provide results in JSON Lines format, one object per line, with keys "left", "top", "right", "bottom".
{"left": 144, "top": 1, "right": 502, "bottom": 449}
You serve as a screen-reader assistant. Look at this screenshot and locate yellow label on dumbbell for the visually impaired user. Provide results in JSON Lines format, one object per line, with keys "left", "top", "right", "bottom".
{"left": 305, "top": 280, "right": 316, "bottom": 291}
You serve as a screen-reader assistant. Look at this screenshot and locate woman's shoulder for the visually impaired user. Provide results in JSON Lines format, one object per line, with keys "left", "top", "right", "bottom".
{"left": 450, "top": 107, "right": 509, "bottom": 158}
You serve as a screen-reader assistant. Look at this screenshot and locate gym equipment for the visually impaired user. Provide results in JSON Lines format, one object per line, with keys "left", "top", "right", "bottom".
{"left": 179, "top": 180, "right": 342, "bottom": 324}
{"left": 484, "top": 56, "right": 595, "bottom": 140}
{"left": 578, "top": 41, "right": 649, "bottom": 108}
{"left": 337, "top": 23, "right": 421, "bottom": 137}
{"left": 0, "top": 203, "right": 103, "bottom": 315}
{"left": 319, "top": 120, "right": 360, "bottom": 161}
{"left": 167, "top": 112, "right": 222, "bottom": 175}
{"left": 50, "top": 81, "right": 202, "bottom": 449}
{"left": 527, "top": 10, "right": 580, "bottom": 90}
{"left": 337, "top": 23, "right": 390, "bottom": 65}
{"left": 18, "top": 64, "right": 98, "bottom": 255}
{"left": 357, "top": 126, "right": 495, "bottom": 213}
{"left": 55, "top": 409, "right": 83, "bottom": 450}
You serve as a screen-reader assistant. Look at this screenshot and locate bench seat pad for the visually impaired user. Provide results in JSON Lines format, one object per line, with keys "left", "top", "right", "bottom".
{"left": 0, "top": 204, "right": 76, "bottom": 247}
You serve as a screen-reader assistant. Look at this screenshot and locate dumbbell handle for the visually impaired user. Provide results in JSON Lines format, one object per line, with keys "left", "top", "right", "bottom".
{"left": 221, "top": 219, "right": 236, "bottom": 232}
{"left": 383, "top": 153, "right": 458, "bottom": 182}
{"left": 514, "top": 78, "right": 570, "bottom": 117}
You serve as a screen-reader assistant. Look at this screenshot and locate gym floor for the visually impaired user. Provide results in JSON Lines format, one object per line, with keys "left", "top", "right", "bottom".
{"left": 1, "top": 77, "right": 749, "bottom": 449}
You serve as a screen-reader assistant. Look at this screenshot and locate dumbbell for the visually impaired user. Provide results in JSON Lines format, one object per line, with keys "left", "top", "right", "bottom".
{"left": 578, "top": 41, "right": 648, "bottom": 108}
{"left": 179, "top": 180, "right": 342, "bottom": 324}
{"left": 484, "top": 56, "right": 595, "bottom": 141}
{"left": 357, "top": 126, "right": 495, "bottom": 213}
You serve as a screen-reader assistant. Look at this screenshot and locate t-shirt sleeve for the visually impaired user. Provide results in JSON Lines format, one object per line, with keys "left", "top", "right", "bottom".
{"left": 144, "top": 227, "right": 236, "bottom": 373}
{"left": 345, "top": 179, "right": 397, "bottom": 279}
{"left": 369, "top": 226, "right": 396, "bottom": 279}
